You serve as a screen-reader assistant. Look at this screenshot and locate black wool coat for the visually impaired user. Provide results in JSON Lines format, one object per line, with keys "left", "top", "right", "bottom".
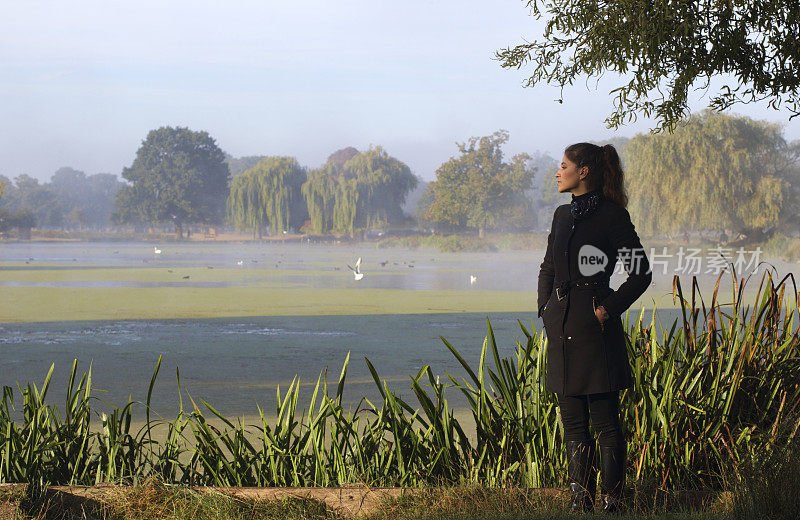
{"left": 537, "top": 197, "right": 652, "bottom": 396}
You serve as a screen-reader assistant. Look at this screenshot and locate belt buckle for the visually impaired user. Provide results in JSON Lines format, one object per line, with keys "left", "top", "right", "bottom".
{"left": 556, "top": 286, "right": 567, "bottom": 301}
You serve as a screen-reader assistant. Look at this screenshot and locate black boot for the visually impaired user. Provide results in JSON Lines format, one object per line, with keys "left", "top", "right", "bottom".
{"left": 599, "top": 441, "right": 626, "bottom": 514}
{"left": 566, "top": 439, "right": 597, "bottom": 513}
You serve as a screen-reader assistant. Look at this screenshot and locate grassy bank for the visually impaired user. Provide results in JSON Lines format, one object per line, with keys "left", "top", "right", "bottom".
{"left": 0, "top": 286, "right": 540, "bottom": 322}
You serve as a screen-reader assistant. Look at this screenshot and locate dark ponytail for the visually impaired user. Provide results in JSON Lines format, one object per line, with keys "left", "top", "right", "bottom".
{"left": 601, "top": 144, "right": 627, "bottom": 208}
{"left": 564, "top": 142, "right": 628, "bottom": 208}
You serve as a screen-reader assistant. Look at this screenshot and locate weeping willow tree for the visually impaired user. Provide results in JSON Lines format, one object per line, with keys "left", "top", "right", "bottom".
{"left": 301, "top": 163, "right": 338, "bottom": 234}
{"left": 624, "top": 110, "right": 800, "bottom": 238}
{"left": 333, "top": 176, "right": 360, "bottom": 235}
{"left": 302, "top": 146, "right": 417, "bottom": 235}
{"left": 227, "top": 156, "right": 308, "bottom": 238}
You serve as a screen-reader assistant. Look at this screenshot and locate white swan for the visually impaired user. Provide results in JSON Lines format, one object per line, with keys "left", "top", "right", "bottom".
{"left": 154, "top": 246, "right": 162, "bottom": 255}
{"left": 347, "top": 257, "right": 364, "bottom": 280}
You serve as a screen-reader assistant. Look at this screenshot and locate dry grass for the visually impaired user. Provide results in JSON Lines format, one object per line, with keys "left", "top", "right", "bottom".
{"left": 0, "top": 477, "right": 743, "bottom": 520}
{"left": 2, "top": 477, "right": 344, "bottom": 520}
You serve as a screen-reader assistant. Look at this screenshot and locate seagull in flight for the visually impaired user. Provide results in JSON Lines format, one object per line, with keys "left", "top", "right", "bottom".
{"left": 347, "top": 257, "right": 364, "bottom": 280}
{"left": 470, "top": 275, "right": 477, "bottom": 285}
{"left": 154, "top": 246, "right": 162, "bottom": 255}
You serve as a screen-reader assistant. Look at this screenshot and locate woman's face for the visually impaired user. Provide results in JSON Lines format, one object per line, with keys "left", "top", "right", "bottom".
{"left": 556, "top": 154, "right": 586, "bottom": 193}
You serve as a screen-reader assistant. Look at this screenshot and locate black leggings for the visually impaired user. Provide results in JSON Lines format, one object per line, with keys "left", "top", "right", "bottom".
{"left": 557, "top": 391, "right": 624, "bottom": 447}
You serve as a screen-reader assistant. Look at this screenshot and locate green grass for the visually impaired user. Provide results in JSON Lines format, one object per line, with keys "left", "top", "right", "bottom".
{"left": 0, "top": 285, "right": 542, "bottom": 322}
{"left": 0, "top": 263, "right": 546, "bottom": 321}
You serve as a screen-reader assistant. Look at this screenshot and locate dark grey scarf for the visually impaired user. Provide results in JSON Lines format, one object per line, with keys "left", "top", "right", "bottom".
{"left": 570, "top": 188, "right": 604, "bottom": 221}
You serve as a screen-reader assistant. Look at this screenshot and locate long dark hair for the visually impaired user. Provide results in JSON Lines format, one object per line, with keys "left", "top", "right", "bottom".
{"left": 564, "top": 142, "right": 628, "bottom": 208}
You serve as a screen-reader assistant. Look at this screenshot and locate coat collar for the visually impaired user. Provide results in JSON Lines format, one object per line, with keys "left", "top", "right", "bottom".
{"left": 570, "top": 188, "right": 604, "bottom": 220}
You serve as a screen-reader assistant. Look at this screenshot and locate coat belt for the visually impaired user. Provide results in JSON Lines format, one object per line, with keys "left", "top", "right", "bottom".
{"left": 555, "top": 278, "right": 609, "bottom": 301}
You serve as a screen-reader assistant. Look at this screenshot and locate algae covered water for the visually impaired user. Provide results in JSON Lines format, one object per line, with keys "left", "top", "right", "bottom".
{"left": 0, "top": 312, "right": 548, "bottom": 420}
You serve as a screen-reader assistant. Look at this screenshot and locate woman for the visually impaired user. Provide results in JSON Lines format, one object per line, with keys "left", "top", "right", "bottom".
{"left": 537, "top": 143, "right": 651, "bottom": 513}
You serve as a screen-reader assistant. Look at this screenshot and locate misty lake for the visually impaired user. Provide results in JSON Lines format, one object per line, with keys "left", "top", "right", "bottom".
{"left": 0, "top": 240, "right": 782, "bottom": 420}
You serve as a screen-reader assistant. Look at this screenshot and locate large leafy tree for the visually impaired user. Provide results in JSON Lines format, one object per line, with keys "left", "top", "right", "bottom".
{"left": 301, "top": 147, "right": 417, "bottom": 235}
{"left": 227, "top": 156, "right": 308, "bottom": 238}
{"left": 113, "top": 126, "right": 230, "bottom": 237}
{"left": 497, "top": 1, "right": 800, "bottom": 132}
{"left": 624, "top": 110, "right": 800, "bottom": 238}
{"left": 424, "top": 130, "right": 536, "bottom": 237}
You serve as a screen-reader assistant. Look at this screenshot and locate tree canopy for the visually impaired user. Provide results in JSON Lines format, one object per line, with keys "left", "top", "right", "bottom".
{"left": 624, "top": 110, "right": 800, "bottom": 237}
{"left": 227, "top": 156, "right": 308, "bottom": 237}
{"left": 301, "top": 147, "right": 417, "bottom": 235}
{"left": 424, "top": 130, "right": 537, "bottom": 236}
{"left": 0, "top": 174, "right": 63, "bottom": 228}
{"left": 113, "top": 126, "right": 230, "bottom": 237}
{"left": 497, "top": 1, "right": 800, "bottom": 132}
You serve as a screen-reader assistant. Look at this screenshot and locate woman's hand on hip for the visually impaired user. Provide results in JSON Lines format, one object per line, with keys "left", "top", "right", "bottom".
{"left": 595, "top": 305, "right": 610, "bottom": 324}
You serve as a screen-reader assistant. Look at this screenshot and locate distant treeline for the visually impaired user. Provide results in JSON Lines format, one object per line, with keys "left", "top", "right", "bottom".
{"left": 0, "top": 168, "right": 125, "bottom": 234}
{"left": 1, "top": 110, "right": 798, "bottom": 240}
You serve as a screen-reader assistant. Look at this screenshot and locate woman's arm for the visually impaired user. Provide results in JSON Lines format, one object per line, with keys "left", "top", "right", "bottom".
{"left": 537, "top": 210, "right": 558, "bottom": 318}
{"left": 598, "top": 207, "right": 652, "bottom": 320}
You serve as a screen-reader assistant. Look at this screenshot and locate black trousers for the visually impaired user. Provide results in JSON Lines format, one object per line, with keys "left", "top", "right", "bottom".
{"left": 557, "top": 391, "right": 624, "bottom": 447}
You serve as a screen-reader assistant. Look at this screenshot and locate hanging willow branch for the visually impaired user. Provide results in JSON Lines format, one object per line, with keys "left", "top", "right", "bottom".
{"left": 227, "top": 157, "right": 307, "bottom": 238}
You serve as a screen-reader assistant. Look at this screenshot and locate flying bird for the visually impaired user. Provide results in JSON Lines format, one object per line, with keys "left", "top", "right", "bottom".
{"left": 154, "top": 246, "right": 162, "bottom": 255}
{"left": 347, "top": 257, "right": 364, "bottom": 280}
{"left": 470, "top": 275, "right": 477, "bottom": 285}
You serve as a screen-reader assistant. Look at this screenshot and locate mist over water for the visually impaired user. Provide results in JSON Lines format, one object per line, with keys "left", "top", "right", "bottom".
{"left": 0, "top": 241, "right": 538, "bottom": 291}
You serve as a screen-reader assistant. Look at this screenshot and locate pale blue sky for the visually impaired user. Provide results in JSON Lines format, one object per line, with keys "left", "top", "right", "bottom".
{"left": 2, "top": 0, "right": 798, "bottom": 182}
